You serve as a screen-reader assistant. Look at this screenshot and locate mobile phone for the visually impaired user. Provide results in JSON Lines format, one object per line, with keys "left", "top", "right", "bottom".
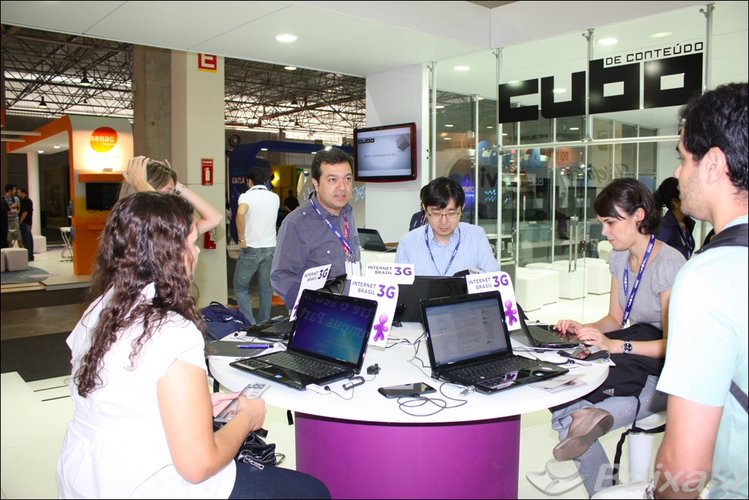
{"left": 378, "top": 382, "right": 436, "bottom": 399}
{"left": 558, "top": 347, "right": 591, "bottom": 360}
{"left": 215, "top": 383, "right": 270, "bottom": 423}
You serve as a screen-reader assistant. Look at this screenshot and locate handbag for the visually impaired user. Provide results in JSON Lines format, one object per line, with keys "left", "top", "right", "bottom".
{"left": 213, "top": 423, "right": 285, "bottom": 469}
{"left": 584, "top": 323, "right": 665, "bottom": 404}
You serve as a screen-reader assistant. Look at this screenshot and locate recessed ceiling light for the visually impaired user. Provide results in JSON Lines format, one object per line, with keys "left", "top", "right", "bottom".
{"left": 552, "top": 88, "right": 567, "bottom": 94}
{"left": 486, "top": 125, "right": 494, "bottom": 129}
{"left": 453, "top": 65, "right": 470, "bottom": 72}
{"left": 569, "top": 127, "right": 580, "bottom": 131}
{"left": 444, "top": 124, "right": 454, "bottom": 128}
{"left": 53, "top": 144, "right": 61, "bottom": 149}
{"left": 598, "top": 37, "right": 619, "bottom": 46}
{"left": 650, "top": 32, "right": 672, "bottom": 38}
{"left": 275, "top": 34, "right": 298, "bottom": 43}
{"left": 443, "top": 137, "right": 452, "bottom": 140}
{"left": 37, "top": 150, "right": 44, "bottom": 154}
{"left": 284, "top": 66, "right": 297, "bottom": 71}
{"left": 501, "top": 132, "right": 508, "bottom": 136}
{"left": 260, "top": 147, "right": 269, "bottom": 151}
{"left": 435, "top": 105, "right": 445, "bottom": 109}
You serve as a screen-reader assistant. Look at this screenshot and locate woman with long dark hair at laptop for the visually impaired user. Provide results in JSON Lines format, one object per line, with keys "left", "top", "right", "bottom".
{"left": 549, "top": 178, "right": 686, "bottom": 496}
{"left": 56, "top": 192, "right": 329, "bottom": 499}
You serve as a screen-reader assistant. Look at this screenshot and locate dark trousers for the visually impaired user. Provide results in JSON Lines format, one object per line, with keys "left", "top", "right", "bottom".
{"left": 20, "top": 224, "right": 34, "bottom": 261}
{"left": 229, "top": 462, "right": 330, "bottom": 499}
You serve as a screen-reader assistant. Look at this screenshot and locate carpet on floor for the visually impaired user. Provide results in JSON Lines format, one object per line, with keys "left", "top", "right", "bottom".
{"left": 0, "top": 332, "right": 71, "bottom": 382}
{"left": 1, "top": 265, "right": 52, "bottom": 285}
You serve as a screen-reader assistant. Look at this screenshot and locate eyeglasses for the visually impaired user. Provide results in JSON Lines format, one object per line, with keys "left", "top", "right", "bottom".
{"left": 426, "top": 209, "right": 461, "bottom": 221}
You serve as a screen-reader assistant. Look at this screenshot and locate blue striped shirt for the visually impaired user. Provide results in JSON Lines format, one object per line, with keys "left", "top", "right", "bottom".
{"left": 395, "top": 222, "right": 499, "bottom": 276}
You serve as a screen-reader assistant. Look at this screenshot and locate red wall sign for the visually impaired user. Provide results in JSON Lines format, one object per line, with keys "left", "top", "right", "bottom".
{"left": 198, "top": 53, "right": 218, "bottom": 72}
{"left": 201, "top": 158, "right": 214, "bottom": 185}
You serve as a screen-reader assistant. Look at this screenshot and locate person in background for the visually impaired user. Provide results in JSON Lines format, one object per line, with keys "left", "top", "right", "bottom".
{"left": 654, "top": 176, "right": 696, "bottom": 259}
{"left": 4, "top": 184, "right": 23, "bottom": 249}
{"left": 283, "top": 189, "right": 299, "bottom": 214}
{"left": 396, "top": 177, "right": 498, "bottom": 276}
{"left": 1, "top": 189, "right": 8, "bottom": 249}
{"left": 56, "top": 192, "right": 329, "bottom": 498}
{"left": 233, "top": 167, "right": 279, "bottom": 324}
{"left": 17, "top": 187, "right": 34, "bottom": 261}
{"left": 271, "top": 148, "right": 361, "bottom": 309}
{"left": 653, "top": 83, "right": 747, "bottom": 499}
{"left": 551, "top": 178, "right": 685, "bottom": 496}
{"left": 120, "top": 156, "right": 222, "bottom": 235}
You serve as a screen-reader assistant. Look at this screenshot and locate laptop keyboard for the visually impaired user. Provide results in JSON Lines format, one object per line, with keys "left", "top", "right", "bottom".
{"left": 451, "top": 356, "right": 539, "bottom": 385}
{"left": 240, "top": 351, "right": 346, "bottom": 378}
{"left": 530, "top": 325, "right": 573, "bottom": 344}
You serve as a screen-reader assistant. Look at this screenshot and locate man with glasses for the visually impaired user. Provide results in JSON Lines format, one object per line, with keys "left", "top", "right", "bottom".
{"left": 396, "top": 176, "right": 499, "bottom": 276}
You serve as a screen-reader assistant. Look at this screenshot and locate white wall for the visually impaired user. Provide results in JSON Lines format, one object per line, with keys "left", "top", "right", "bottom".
{"left": 364, "top": 64, "right": 430, "bottom": 243}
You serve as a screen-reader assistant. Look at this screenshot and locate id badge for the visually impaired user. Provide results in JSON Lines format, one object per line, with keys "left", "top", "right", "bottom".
{"left": 345, "top": 259, "right": 361, "bottom": 277}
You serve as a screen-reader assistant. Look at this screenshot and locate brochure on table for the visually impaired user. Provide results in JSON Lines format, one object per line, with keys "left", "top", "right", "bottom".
{"left": 465, "top": 271, "right": 522, "bottom": 331}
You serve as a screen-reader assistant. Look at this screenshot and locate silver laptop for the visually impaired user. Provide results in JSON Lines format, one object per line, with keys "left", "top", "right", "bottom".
{"left": 421, "top": 291, "right": 568, "bottom": 394}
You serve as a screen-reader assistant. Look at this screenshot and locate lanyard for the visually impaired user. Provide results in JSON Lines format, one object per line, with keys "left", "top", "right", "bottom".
{"left": 424, "top": 225, "right": 461, "bottom": 276}
{"left": 678, "top": 224, "right": 694, "bottom": 259}
{"left": 621, "top": 234, "right": 655, "bottom": 327}
{"left": 310, "top": 198, "right": 353, "bottom": 256}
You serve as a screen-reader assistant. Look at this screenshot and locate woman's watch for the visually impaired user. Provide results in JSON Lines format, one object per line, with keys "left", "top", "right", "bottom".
{"left": 623, "top": 340, "right": 633, "bottom": 354}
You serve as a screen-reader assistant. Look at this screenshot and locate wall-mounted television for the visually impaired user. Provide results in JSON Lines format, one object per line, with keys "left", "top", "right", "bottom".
{"left": 85, "top": 182, "right": 121, "bottom": 211}
{"left": 353, "top": 122, "right": 417, "bottom": 182}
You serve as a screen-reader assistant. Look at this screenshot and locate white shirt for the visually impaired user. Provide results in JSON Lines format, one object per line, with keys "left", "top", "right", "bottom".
{"left": 237, "top": 185, "right": 279, "bottom": 248}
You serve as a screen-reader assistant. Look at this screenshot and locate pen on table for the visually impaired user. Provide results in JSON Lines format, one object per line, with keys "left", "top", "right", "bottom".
{"left": 237, "top": 344, "right": 271, "bottom": 349}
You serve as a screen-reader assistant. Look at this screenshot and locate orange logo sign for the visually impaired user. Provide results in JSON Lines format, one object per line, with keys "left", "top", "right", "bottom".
{"left": 90, "top": 127, "right": 118, "bottom": 153}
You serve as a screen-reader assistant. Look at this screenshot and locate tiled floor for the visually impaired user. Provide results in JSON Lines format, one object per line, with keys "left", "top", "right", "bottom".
{"left": 0, "top": 250, "right": 661, "bottom": 499}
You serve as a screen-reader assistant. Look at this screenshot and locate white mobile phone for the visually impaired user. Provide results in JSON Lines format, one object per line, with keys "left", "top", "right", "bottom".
{"left": 215, "top": 383, "right": 270, "bottom": 423}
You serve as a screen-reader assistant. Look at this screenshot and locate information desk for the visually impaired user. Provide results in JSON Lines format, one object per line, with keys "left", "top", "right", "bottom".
{"left": 209, "top": 323, "right": 607, "bottom": 499}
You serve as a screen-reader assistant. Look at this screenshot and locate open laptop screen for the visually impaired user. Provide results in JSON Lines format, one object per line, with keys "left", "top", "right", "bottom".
{"left": 290, "top": 290, "right": 377, "bottom": 366}
{"left": 422, "top": 292, "right": 511, "bottom": 368}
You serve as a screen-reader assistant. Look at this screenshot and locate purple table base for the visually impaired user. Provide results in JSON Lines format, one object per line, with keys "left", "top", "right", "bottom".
{"left": 295, "top": 412, "right": 521, "bottom": 499}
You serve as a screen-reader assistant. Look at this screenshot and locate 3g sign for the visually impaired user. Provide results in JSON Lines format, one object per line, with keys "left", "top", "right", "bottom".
{"left": 392, "top": 266, "right": 412, "bottom": 277}
{"left": 498, "top": 53, "right": 703, "bottom": 123}
{"left": 376, "top": 285, "right": 397, "bottom": 299}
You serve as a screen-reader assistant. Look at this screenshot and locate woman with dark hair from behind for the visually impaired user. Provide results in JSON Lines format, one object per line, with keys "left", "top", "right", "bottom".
{"left": 56, "top": 192, "right": 330, "bottom": 498}
{"left": 654, "top": 176, "right": 696, "bottom": 259}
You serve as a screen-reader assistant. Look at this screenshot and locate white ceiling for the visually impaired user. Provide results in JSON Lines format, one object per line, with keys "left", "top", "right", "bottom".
{"left": 4, "top": 0, "right": 744, "bottom": 153}
{"left": 1, "top": 1, "right": 705, "bottom": 79}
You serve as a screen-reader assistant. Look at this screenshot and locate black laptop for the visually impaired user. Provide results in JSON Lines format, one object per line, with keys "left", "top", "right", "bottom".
{"left": 358, "top": 228, "right": 397, "bottom": 252}
{"left": 421, "top": 291, "right": 568, "bottom": 394}
{"left": 230, "top": 289, "right": 378, "bottom": 390}
{"left": 394, "top": 276, "right": 468, "bottom": 324}
{"left": 509, "top": 304, "right": 580, "bottom": 349}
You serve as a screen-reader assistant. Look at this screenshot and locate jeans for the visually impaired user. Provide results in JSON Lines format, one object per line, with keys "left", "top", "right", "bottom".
{"left": 233, "top": 246, "right": 275, "bottom": 324}
{"left": 20, "top": 224, "right": 34, "bottom": 261}
{"left": 550, "top": 375, "right": 667, "bottom": 496}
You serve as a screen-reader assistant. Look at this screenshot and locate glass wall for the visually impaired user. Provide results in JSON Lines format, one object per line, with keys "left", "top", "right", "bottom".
{"left": 430, "top": 1, "right": 747, "bottom": 272}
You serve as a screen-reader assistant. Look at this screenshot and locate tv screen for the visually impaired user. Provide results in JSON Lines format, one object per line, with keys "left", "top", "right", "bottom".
{"left": 353, "top": 122, "right": 417, "bottom": 182}
{"left": 85, "top": 182, "right": 121, "bottom": 211}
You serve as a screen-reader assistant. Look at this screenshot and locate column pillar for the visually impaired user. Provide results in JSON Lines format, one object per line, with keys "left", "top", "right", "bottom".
{"left": 132, "top": 45, "right": 172, "bottom": 159}
{"left": 363, "top": 64, "right": 430, "bottom": 242}
{"left": 25, "top": 152, "right": 41, "bottom": 235}
{"left": 171, "top": 51, "right": 227, "bottom": 307}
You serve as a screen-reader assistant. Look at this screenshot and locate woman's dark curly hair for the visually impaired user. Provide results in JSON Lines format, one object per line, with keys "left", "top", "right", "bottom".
{"left": 75, "top": 192, "right": 205, "bottom": 397}
{"left": 593, "top": 177, "right": 661, "bottom": 235}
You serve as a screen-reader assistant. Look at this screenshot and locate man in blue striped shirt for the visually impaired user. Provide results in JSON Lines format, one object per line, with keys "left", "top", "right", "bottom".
{"left": 395, "top": 177, "right": 499, "bottom": 276}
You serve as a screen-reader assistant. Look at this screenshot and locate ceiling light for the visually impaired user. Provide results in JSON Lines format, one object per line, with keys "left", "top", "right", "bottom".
{"left": 552, "top": 88, "right": 567, "bottom": 94}
{"left": 443, "top": 137, "right": 452, "bottom": 141}
{"left": 435, "top": 105, "right": 445, "bottom": 109}
{"left": 486, "top": 125, "right": 494, "bottom": 129}
{"left": 453, "top": 65, "right": 470, "bottom": 72}
{"left": 650, "top": 32, "right": 672, "bottom": 38}
{"left": 275, "top": 34, "right": 298, "bottom": 43}
{"left": 598, "top": 37, "right": 619, "bottom": 46}
{"left": 569, "top": 127, "right": 580, "bottom": 131}
{"left": 284, "top": 66, "right": 297, "bottom": 71}
{"left": 53, "top": 144, "right": 61, "bottom": 149}
{"left": 37, "top": 150, "right": 44, "bottom": 154}
{"left": 444, "top": 124, "right": 454, "bottom": 128}
{"left": 80, "top": 70, "right": 91, "bottom": 86}
{"left": 39, "top": 97, "right": 47, "bottom": 107}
